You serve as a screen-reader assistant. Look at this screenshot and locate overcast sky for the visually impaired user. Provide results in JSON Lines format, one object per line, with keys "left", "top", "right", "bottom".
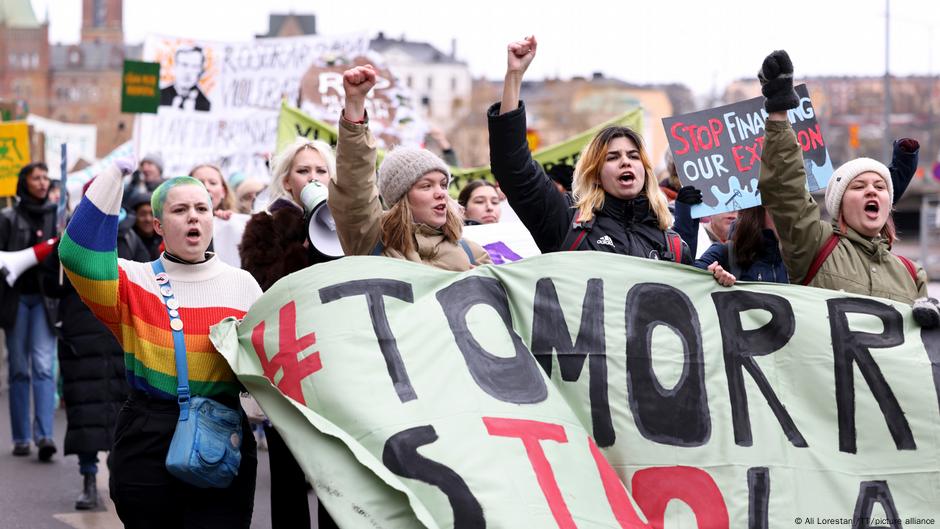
{"left": 31, "top": 0, "right": 940, "bottom": 96}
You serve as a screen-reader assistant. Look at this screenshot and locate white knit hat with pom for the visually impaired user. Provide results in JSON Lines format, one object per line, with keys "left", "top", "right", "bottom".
{"left": 824, "top": 157, "right": 892, "bottom": 220}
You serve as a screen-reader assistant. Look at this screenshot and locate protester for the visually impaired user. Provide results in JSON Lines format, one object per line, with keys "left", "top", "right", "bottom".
{"left": 0, "top": 162, "right": 58, "bottom": 461}
{"left": 457, "top": 179, "right": 501, "bottom": 225}
{"left": 240, "top": 136, "right": 339, "bottom": 529}
{"left": 673, "top": 186, "right": 738, "bottom": 258}
{"left": 330, "top": 65, "right": 490, "bottom": 270}
{"left": 39, "top": 195, "right": 146, "bottom": 508}
{"left": 657, "top": 150, "right": 681, "bottom": 202}
{"left": 546, "top": 163, "right": 574, "bottom": 195}
{"left": 60, "top": 164, "right": 262, "bottom": 527}
{"left": 190, "top": 163, "right": 236, "bottom": 219}
{"left": 693, "top": 206, "right": 788, "bottom": 285}
{"left": 756, "top": 50, "right": 938, "bottom": 326}
{"left": 487, "top": 36, "right": 690, "bottom": 263}
{"left": 123, "top": 153, "right": 165, "bottom": 209}
{"left": 234, "top": 178, "right": 266, "bottom": 214}
{"left": 427, "top": 125, "right": 460, "bottom": 167}
{"left": 690, "top": 135, "right": 919, "bottom": 287}
{"left": 128, "top": 191, "right": 163, "bottom": 260}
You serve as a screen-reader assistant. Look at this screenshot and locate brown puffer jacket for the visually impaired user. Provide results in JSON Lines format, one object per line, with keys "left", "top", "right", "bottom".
{"left": 328, "top": 117, "right": 491, "bottom": 272}
{"left": 759, "top": 119, "right": 927, "bottom": 304}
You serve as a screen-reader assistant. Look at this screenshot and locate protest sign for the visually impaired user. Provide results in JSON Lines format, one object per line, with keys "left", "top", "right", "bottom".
{"left": 121, "top": 60, "right": 161, "bottom": 114}
{"left": 212, "top": 253, "right": 940, "bottom": 528}
{"left": 26, "top": 114, "right": 97, "bottom": 172}
{"left": 137, "top": 33, "right": 435, "bottom": 177}
{"left": 462, "top": 222, "right": 540, "bottom": 264}
{"left": 663, "top": 84, "right": 832, "bottom": 218}
{"left": 0, "top": 121, "right": 30, "bottom": 197}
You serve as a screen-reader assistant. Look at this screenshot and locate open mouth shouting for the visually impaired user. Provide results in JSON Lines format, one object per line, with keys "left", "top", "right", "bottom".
{"left": 863, "top": 200, "right": 880, "bottom": 219}
{"left": 618, "top": 171, "right": 637, "bottom": 186}
{"left": 185, "top": 227, "right": 202, "bottom": 244}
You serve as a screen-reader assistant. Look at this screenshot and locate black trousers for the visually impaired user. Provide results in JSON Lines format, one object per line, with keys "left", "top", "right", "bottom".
{"left": 265, "top": 424, "right": 339, "bottom": 529}
{"left": 109, "top": 393, "right": 257, "bottom": 529}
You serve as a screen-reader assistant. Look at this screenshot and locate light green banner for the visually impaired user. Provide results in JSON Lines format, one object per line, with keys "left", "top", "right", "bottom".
{"left": 211, "top": 253, "right": 940, "bottom": 528}
{"left": 276, "top": 101, "right": 644, "bottom": 190}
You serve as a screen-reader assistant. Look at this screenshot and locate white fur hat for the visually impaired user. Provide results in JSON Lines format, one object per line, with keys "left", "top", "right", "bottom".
{"left": 824, "top": 157, "right": 892, "bottom": 220}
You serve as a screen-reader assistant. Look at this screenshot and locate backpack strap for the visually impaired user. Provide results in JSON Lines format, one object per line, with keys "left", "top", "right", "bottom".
{"left": 664, "top": 230, "right": 683, "bottom": 264}
{"left": 561, "top": 212, "right": 594, "bottom": 252}
{"left": 458, "top": 239, "right": 477, "bottom": 266}
{"left": 895, "top": 255, "right": 918, "bottom": 284}
{"left": 801, "top": 233, "right": 841, "bottom": 286}
{"left": 371, "top": 240, "right": 384, "bottom": 256}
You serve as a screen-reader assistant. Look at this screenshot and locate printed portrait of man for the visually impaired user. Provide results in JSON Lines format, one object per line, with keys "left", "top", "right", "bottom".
{"left": 160, "top": 46, "right": 212, "bottom": 112}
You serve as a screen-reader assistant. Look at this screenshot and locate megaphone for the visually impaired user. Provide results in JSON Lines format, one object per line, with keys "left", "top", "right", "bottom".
{"left": 0, "top": 238, "right": 58, "bottom": 286}
{"left": 300, "top": 182, "right": 343, "bottom": 259}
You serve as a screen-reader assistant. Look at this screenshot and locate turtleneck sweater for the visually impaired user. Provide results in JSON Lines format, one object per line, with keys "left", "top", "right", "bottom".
{"left": 59, "top": 164, "right": 262, "bottom": 400}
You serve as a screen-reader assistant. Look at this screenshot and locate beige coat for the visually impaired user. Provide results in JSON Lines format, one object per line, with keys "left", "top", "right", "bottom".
{"left": 329, "top": 117, "right": 491, "bottom": 272}
{"left": 759, "top": 120, "right": 926, "bottom": 304}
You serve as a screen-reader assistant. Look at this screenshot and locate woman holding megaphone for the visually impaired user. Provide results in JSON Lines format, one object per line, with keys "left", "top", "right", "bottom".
{"left": 239, "top": 136, "right": 341, "bottom": 529}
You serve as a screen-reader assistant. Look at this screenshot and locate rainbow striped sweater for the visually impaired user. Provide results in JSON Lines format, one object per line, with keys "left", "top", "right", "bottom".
{"left": 60, "top": 165, "right": 262, "bottom": 400}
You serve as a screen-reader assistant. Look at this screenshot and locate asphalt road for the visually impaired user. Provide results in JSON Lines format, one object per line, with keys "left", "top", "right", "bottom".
{"left": 0, "top": 389, "right": 318, "bottom": 529}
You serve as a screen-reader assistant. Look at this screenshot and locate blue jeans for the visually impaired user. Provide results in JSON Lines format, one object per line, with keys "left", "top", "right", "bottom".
{"left": 7, "top": 294, "right": 56, "bottom": 444}
{"left": 79, "top": 452, "right": 98, "bottom": 475}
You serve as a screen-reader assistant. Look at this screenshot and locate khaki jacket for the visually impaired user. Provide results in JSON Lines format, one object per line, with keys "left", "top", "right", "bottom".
{"left": 759, "top": 120, "right": 926, "bottom": 304}
{"left": 329, "top": 117, "right": 491, "bottom": 272}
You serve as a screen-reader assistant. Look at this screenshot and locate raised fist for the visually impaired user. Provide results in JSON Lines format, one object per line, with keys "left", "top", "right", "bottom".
{"left": 507, "top": 36, "right": 538, "bottom": 76}
{"left": 342, "top": 65, "right": 377, "bottom": 101}
{"left": 757, "top": 50, "right": 799, "bottom": 112}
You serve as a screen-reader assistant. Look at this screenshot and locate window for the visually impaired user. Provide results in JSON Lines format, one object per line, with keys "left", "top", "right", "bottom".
{"left": 406, "top": 75, "right": 413, "bottom": 88}
{"left": 31, "top": 53, "right": 39, "bottom": 69}
{"left": 93, "top": 0, "right": 106, "bottom": 27}
{"left": 451, "top": 77, "right": 457, "bottom": 91}
{"left": 426, "top": 76, "right": 433, "bottom": 90}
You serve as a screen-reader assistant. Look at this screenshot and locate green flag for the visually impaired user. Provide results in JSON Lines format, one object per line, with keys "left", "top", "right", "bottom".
{"left": 276, "top": 101, "right": 643, "bottom": 190}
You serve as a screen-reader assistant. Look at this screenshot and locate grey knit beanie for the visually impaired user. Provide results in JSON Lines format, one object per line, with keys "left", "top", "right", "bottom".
{"left": 141, "top": 152, "right": 165, "bottom": 174}
{"left": 824, "top": 157, "right": 892, "bottom": 220}
{"left": 377, "top": 147, "right": 450, "bottom": 206}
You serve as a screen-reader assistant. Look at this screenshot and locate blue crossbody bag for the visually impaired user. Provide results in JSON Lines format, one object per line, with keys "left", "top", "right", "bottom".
{"left": 151, "top": 260, "right": 243, "bottom": 488}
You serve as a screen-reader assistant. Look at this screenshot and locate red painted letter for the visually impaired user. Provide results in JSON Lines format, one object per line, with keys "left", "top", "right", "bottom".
{"left": 631, "top": 466, "right": 729, "bottom": 529}
{"left": 483, "top": 417, "right": 574, "bottom": 529}
{"left": 588, "top": 438, "right": 650, "bottom": 528}
{"left": 250, "top": 301, "right": 322, "bottom": 405}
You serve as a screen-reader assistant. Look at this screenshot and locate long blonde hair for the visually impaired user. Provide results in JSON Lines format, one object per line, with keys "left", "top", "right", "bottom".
{"left": 572, "top": 126, "right": 672, "bottom": 230}
{"left": 267, "top": 137, "right": 336, "bottom": 209}
{"left": 380, "top": 198, "right": 463, "bottom": 255}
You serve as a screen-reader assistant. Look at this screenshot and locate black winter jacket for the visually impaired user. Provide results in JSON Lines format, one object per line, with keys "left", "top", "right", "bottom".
{"left": 487, "top": 102, "right": 691, "bottom": 264}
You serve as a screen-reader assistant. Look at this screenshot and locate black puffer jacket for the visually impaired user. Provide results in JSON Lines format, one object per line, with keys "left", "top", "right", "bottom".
{"left": 487, "top": 102, "right": 691, "bottom": 263}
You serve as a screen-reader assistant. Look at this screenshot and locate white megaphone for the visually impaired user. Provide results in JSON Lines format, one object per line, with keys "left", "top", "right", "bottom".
{"left": 0, "top": 238, "right": 58, "bottom": 286}
{"left": 300, "top": 182, "right": 343, "bottom": 259}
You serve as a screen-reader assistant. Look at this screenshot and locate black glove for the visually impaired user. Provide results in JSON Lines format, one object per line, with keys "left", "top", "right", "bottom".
{"left": 913, "top": 297, "right": 940, "bottom": 329}
{"left": 757, "top": 50, "right": 799, "bottom": 112}
{"left": 897, "top": 138, "right": 919, "bottom": 153}
{"left": 675, "top": 185, "right": 703, "bottom": 205}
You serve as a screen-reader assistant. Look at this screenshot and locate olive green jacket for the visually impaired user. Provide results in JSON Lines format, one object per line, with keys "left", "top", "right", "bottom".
{"left": 329, "top": 117, "right": 490, "bottom": 272}
{"left": 759, "top": 120, "right": 926, "bottom": 304}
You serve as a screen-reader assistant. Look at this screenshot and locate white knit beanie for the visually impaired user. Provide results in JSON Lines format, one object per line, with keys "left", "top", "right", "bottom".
{"left": 377, "top": 147, "right": 451, "bottom": 206}
{"left": 824, "top": 157, "right": 892, "bottom": 220}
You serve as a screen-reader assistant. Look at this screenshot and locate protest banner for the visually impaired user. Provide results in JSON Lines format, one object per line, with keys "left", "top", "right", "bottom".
{"left": 0, "top": 121, "right": 30, "bottom": 197}
{"left": 121, "top": 60, "right": 161, "bottom": 114}
{"left": 462, "top": 222, "right": 540, "bottom": 264}
{"left": 134, "top": 34, "right": 369, "bottom": 178}
{"left": 26, "top": 114, "right": 97, "bottom": 172}
{"left": 212, "top": 253, "right": 940, "bottom": 528}
{"left": 663, "top": 84, "right": 832, "bottom": 218}
{"left": 212, "top": 212, "right": 251, "bottom": 268}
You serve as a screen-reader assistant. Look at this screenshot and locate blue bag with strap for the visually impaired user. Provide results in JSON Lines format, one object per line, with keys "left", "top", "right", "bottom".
{"left": 152, "top": 260, "right": 243, "bottom": 488}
